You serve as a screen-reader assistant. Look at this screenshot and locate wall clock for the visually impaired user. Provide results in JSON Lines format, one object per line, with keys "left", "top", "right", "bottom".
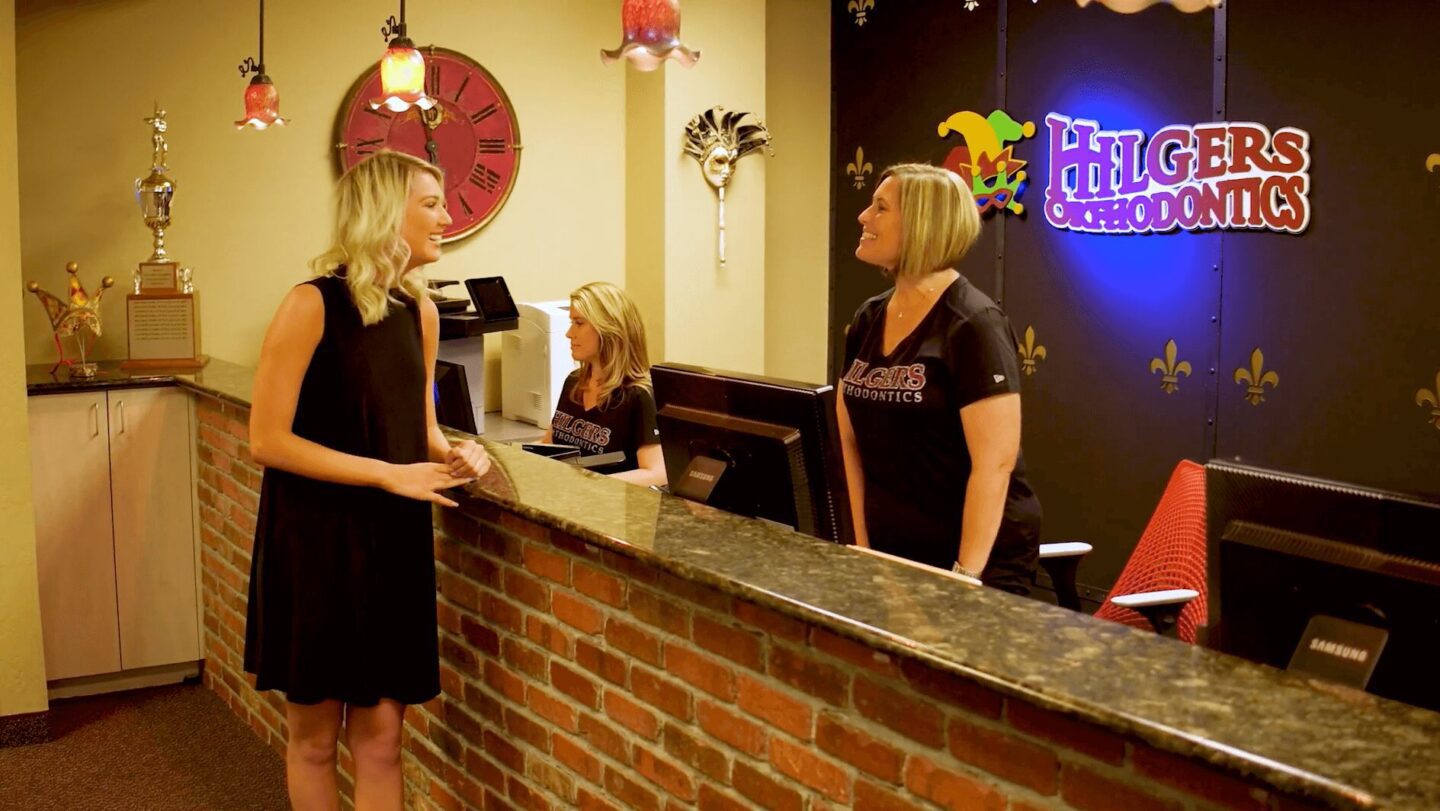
{"left": 334, "top": 46, "right": 521, "bottom": 243}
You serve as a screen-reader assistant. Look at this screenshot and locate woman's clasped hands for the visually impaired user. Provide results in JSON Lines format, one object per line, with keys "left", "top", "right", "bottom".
{"left": 383, "top": 439, "right": 491, "bottom": 507}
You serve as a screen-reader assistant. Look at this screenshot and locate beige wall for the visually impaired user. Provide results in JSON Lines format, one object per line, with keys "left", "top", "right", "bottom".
{"left": 0, "top": 0, "right": 49, "bottom": 719}
{"left": 625, "top": 68, "right": 668, "bottom": 364}
{"left": 660, "top": 0, "right": 770, "bottom": 374}
{"left": 764, "top": 0, "right": 830, "bottom": 384}
{"left": 16, "top": 0, "right": 627, "bottom": 373}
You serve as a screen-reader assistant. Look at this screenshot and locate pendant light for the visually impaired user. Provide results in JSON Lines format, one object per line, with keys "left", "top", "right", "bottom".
{"left": 370, "top": 0, "right": 435, "bottom": 112}
{"left": 235, "top": 0, "right": 288, "bottom": 129}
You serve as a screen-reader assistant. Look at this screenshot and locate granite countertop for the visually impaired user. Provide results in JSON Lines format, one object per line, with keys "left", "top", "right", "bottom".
{"left": 25, "top": 358, "right": 255, "bottom": 408}
{"left": 26, "top": 360, "right": 1440, "bottom": 809}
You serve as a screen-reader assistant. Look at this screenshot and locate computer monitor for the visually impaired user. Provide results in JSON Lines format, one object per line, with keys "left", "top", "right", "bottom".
{"left": 434, "top": 359, "right": 477, "bottom": 434}
{"left": 651, "top": 363, "right": 851, "bottom": 543}
{"left": 464, "top": 276, "right": 519, "bottom": 331}
{"left": 1206, "top": 461, "right": 1440, "bottom": 711}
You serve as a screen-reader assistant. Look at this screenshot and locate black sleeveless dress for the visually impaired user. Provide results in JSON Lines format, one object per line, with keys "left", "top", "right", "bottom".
{"left": 243, "top": 274, "right": 439, "bottom": 707}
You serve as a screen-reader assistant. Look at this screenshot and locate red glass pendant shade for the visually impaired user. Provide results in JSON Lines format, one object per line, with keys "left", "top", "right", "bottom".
{"left": 236, "top": 73, "right": 287, "bottom": 130}
{"left": 235, "top": 0, "right": 286, "bottom": 131}
{"left": 601, "top": 0, "right": 700, "bottom": 71}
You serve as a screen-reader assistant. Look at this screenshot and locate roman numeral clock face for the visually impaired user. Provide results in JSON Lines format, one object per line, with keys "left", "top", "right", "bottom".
{"left": 335, "top": 46, "right": 520, "bottom": 242}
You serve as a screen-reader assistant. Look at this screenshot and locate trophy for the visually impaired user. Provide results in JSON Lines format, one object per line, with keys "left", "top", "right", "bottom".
{"left": 122, "top": 104, "right": 205, "bottom": 370}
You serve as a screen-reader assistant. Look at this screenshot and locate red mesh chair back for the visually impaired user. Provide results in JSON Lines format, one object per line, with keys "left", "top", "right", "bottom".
{"left": 1094, "top": 460, "right": 1208, "bottom": 643}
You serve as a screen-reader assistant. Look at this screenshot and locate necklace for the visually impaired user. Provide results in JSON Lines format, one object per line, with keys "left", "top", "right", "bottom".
{"left": 893, "top": 280, "right": 942, "bottom": 320}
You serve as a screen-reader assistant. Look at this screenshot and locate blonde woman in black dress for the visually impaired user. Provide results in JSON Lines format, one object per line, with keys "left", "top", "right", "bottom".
{"left": 244, "top": 150, "right": 489, "bottom": 810}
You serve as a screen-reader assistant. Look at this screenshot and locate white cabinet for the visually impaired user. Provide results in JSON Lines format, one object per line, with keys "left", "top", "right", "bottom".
{"left": 27, "top": 387, "right": 200, "bottom": 687}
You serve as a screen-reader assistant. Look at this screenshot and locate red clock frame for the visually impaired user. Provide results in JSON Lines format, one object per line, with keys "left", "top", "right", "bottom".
{"left": 334, "top": 46, "right": 522, "bottom": 243}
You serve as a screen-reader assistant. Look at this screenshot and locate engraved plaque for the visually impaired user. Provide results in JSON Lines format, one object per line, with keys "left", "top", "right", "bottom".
{"left": 123, "top": 292, "right": 205, "bottom": 369}
{"left": 137, "top": 261, "right": 179, "bottom": 293}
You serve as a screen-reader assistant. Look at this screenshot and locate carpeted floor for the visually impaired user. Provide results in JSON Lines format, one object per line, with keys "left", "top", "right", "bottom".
{"left": 0, "top": 683, "right": 288, "bottom": 810}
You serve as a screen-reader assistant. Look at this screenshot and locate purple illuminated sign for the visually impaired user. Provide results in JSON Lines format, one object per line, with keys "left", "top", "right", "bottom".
{"left": 1043, "top": 113, "right": 1311, "bottom": 235}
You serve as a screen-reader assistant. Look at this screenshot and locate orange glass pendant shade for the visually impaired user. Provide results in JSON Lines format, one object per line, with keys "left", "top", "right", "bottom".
{"left": 236, "top": 74, "right": 288, "bottom": 130}
{"left": 601, "top": 0, "right": 700, "bottom": 71}
{"left": 372, "top": 38, "right": 434, "bottom": 111}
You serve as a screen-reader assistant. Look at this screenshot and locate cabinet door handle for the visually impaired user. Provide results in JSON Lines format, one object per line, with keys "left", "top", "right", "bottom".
{"left": 90, "top": 402, "right": 99, "bottom": 437}
{"left": 117, "top": 400, "right": 126, "bottom": 434}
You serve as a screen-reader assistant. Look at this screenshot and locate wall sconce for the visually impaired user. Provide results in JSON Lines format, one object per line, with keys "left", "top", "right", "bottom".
{"left": 371, "top": 0, "right": 434, "bottom": 112}
{"left": 235, "top": 0, "right": 287, "bottom": 129}
{"left": 601, "top": 0, "right": 700, "bottom": 71}
{"left": 1076, "top": 0, "right": 1221, "bottom": 12}
{"left": 683, "top": 107, "right": 771, "bottom": 266}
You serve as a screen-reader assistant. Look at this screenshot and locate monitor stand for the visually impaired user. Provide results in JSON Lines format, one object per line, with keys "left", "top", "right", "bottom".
{"left": 1286, "top": 614, "right": 1388, "bottom": 690}
{"left": 672, "top": 456, "right": 727, "bottom": 504}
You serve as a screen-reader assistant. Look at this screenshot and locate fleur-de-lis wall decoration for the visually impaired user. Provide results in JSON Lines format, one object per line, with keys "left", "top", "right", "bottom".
{"left": 1234, "top": 348, "right": 1279, "bottom": 405}
{"left": 845, "top": 147, "right": 873, "bottom": 189}
{"left": 964, "top": 0, "right": 980, "bottom": 9}
{"left": 848, "top": 0, "right": 874, "bottom": 26}
{"left": 1018, "top": 325, "right": 1046, "bottom": 375}
{"left": 1149, "top": 339, "right": 1192, "bottom": 394}
{"left": 1416, "top": 371, "right": 1440, "bottom": 429}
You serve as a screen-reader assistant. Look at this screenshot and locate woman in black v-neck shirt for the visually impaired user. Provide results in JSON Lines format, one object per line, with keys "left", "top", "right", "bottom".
{"left": 838, "top": 163, "right": 1041, "bottom": 595}
{"left": 542, "top": 282, "right": 666, "bottom": 487}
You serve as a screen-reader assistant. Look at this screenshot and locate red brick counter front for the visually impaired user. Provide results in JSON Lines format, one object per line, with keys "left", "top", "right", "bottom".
{"left": 193, "top": 394, "right": 1321, "bottom": 811}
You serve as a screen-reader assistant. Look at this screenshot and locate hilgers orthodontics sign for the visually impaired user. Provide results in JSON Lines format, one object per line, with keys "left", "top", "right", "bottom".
{"left": 1042, "top": 113, "right": 1311, "bottom": 235}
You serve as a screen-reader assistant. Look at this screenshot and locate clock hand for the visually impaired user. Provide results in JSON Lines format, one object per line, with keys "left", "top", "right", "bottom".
{"left": 421, "top": 107, "right": 442, "bottom": 166}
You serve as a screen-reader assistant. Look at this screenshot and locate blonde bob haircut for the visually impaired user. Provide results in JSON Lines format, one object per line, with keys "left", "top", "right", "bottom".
{"left": 309, "top": 149, "right": 444, "bottom": 326}
{"left": 879, "top": 163, "right": 982, "bottom": 280}
{"left": 568, "top": 281, "right": 652, "bottom": 411}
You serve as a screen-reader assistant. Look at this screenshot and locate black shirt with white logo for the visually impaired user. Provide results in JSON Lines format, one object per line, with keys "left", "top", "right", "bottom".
{"left": 842, "top": 276, "right": 1041, "bottom": 573}
{"left": 551, "top": 371, "right": 660, "bottom": 475}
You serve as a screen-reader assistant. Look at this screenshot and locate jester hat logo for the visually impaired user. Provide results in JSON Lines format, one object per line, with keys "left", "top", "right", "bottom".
{"left": 938, "top": 110, "right": 1036, "bottom": 216}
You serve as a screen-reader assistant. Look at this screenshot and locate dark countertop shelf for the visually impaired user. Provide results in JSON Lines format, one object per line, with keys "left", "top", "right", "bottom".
{"left": 25, "top": 358, "right": 256, "bottom": 409}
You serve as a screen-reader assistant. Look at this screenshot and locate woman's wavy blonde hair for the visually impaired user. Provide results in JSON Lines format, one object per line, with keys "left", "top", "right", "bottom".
{"left": 568, "top": 282, "right": 651, "bottom": 410}
{"left": 880, "top": 163, "right": 982, "bottom": 280}
{"left": 309, "top": 150, "right": 443, "bottom": 325}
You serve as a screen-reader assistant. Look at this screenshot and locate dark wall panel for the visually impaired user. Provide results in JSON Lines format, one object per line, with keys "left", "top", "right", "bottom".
{"left": 830, "top": 0, "right": 998, "bottom": 378}
{"left": 1217, "top": 0, "right": 1440, "bottom": 498}
{"left": 1003, "top": 1, "right": 1219, "bottom": 588}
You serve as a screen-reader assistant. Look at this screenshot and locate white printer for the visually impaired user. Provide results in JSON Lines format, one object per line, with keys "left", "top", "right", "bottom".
{"left": 502, "top": 300, "right": 578, "bottom": 427}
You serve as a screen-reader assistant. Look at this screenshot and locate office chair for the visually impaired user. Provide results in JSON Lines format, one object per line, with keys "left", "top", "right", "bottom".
{"left": 1039, "top": 460, "right": 1208, "bottom": 641}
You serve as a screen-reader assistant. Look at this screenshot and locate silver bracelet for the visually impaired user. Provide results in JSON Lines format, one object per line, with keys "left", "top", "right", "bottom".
{"left": 951, "top": 561, "right": 982, "bottom": 580}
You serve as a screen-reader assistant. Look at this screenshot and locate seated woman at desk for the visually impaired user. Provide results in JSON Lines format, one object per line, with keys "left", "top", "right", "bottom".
{"left": 541, "top": 281, "right": 667, "bottom": 488}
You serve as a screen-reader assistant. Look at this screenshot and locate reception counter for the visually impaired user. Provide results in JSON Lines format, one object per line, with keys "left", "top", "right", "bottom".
{"left": 26, "top": 359, "right": 1440, "bottom": 810}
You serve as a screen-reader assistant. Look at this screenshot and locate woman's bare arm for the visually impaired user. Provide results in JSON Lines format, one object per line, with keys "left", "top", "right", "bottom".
{"left": 955, "top": 392, "right": 1022, "bottom": 574}
{"left": 613, "top": 443, "right": 667, "bottom": 487}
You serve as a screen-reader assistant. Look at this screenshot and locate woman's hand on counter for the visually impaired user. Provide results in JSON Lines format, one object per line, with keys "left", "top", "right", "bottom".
{"left": 382, "top": 462, "right": 473, "bottom": 507}
{"left": 446, "top": 438, "right": 492, "bottom": 479}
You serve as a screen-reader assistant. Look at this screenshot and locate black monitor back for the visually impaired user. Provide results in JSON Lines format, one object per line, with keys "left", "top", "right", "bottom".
{"left": 434, "top": 359, "right": 477, "bottom": 434}
{"left": 652, "top": 363, "right": 851, "bottom": 543}
{"left": 1206, "top": 461, "right": 1440, "bottom": 710}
